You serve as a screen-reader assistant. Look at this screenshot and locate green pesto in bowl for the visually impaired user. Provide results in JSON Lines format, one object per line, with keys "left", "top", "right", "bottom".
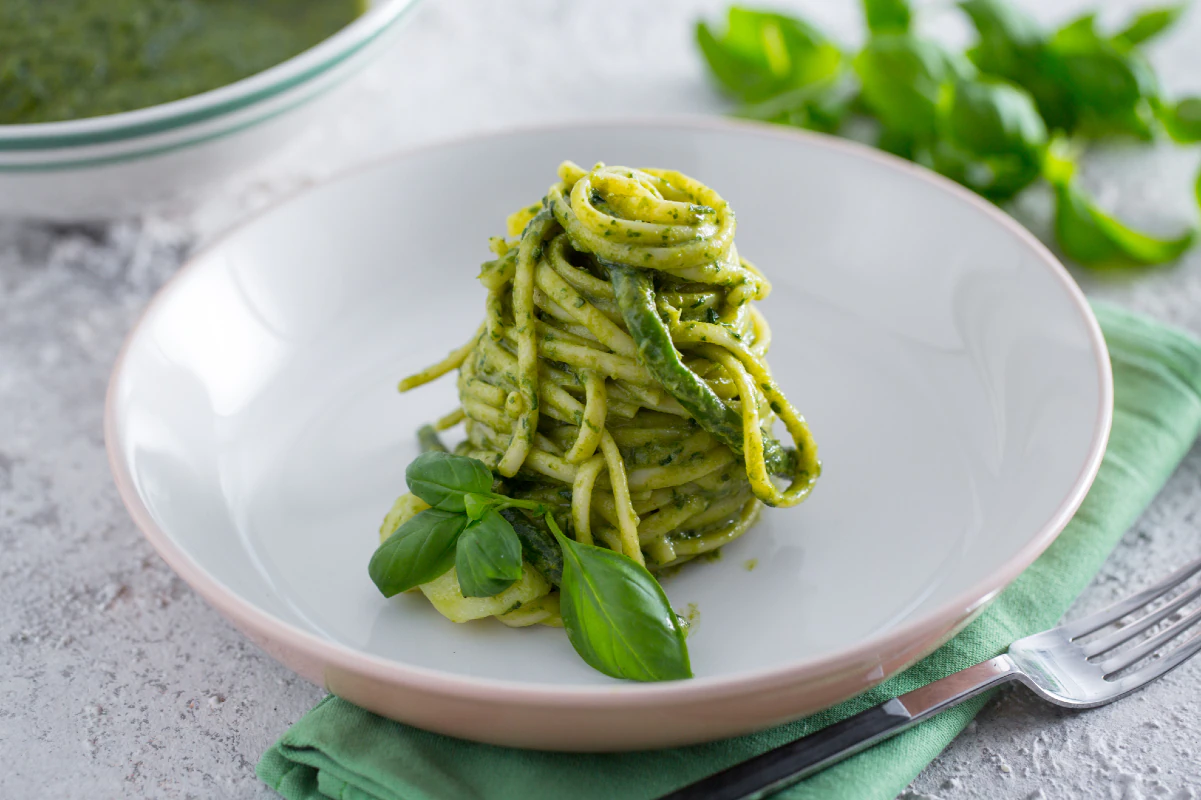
{"left": 0, "top": 0, "right": 367, "bottom": 125}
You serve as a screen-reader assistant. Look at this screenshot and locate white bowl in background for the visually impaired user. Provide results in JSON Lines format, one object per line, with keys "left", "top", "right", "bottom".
{"left": 0, "top": 0, "right": 418, "bottom": 220}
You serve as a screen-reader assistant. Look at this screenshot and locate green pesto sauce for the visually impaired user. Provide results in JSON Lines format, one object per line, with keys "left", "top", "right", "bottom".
{"left": 675, "top": 602, "right": 701, "bottom": 638}
{"left": 0, "top": 0, "right": 366, "bottom": 124}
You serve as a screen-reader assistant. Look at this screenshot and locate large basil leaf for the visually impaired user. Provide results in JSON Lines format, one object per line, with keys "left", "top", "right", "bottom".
{"left": 737, "top": 78, "right": 857, "bottom": 134}
{"left": 697, "top": 7, "right": 841, "bottom": 104}
{"left": 1053, "top": 179, "right": 1194, "bottom": 268}
{"left": 369, "top": 509, "right": 468, "bottom": 597}
{"left": 960, "top": 0, "right": 1044, "bottom": 77}
{"left": 405, "top": 452, "right": 494, "bottom": 513}
{"left": 917, "top": 141, "right": 1041, "bottom": 202}
{"left": 1195, "top": 164, "right": 1201, "bottom": 221}
{"left": 696, "top": 19, "right": 778, "bottom": 103}
{"left": 455, "top": 509, "right": 524, "bottom": 598}
{"left": 1047, "top": 15, "right": 1158, "bottom": 139}
{"left": 854, "top": 34, "right": 962, "bottom": 139}
{"left": 1158, "top": 97, "right": 1201, "bottom": 143}
{"left": 863, "top": 0, "right": 910, "bottom": 35}
{"left": 1113, "top": 5, "right": 1185, "bottom": 48}
{"left": 556, "top": 534, "right": 691, "bottom": 682}
{"left": 945, "top": 76, "right": 1046, "bottom": 156}
{"left": 958, "top": 0, "right": 1081, "bottom": 133}
{"left": 926, "top": 76, "right": 1046, "bottom": 200}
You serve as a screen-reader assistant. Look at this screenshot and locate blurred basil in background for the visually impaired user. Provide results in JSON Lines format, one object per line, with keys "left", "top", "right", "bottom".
{"left": 697, "top": 0, "right": 1200, "bottom": 269}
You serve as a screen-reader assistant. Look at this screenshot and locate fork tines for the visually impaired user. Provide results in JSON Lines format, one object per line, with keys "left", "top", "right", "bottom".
{"left": 1061, "top": 555, "right": 1201, "bottom": 684}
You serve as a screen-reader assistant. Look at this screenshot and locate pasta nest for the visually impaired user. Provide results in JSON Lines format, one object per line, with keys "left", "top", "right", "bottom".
{"left": 401, "top": 162, "right": 819, "bottom": 572}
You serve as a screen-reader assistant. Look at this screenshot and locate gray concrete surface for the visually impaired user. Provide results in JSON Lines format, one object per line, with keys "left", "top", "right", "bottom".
{"left": 2, "top": 1, "right": 1200, "bottom": 797}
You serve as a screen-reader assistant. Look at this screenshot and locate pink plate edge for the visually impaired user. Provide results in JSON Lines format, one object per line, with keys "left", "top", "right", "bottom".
{"left": 103, "top": 115, "right": 1114, "bottom": 748}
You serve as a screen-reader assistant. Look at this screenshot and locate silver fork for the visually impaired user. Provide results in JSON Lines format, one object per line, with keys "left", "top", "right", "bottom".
{"left": 660, "top": 555, "right": 1201, "bottom": 800}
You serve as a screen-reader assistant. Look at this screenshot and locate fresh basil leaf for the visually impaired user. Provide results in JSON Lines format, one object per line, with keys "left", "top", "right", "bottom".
{"left": 945, "top": 77, "right": 1047, "bottom": 156}
{"left": 854, "top": 34, "right": 961, "bottom": 139}
{"left": 463, "top": 492, "right": 493, "bottom": 521}
{"left": 1055, "top": 12, "right": 1100, "bottom": 43}
{"left": 959, "top": 0, "right": 1044, "bottom": 77}
{"left": 455, "top": 509, "right": 523, "bottom": 598}
{"left": 958, "top": 0, "right": 1081, "bottom": 132}
{"left": 1196, "top": 161, "right": 1201, "bottom": 214}
{"left": 1046, "top": 17, "right": 1159, "bottom": 139}
{"left": 553, "top": 526, "right": 691, "bottom": 682}
{"left": 369, "top": 509, "right": 468, "bottom": 597}
{"left": 863, "top": 0, "right": 911, "bottom": 35}
{"left": 1113, "top": 4, "right": 1185, "bottom": 48}
{"left": 1053, "top": 179, "right": 1195, "bottom": 268}
{"left": 696, "top": 20, "right": 777, "bottom": 103}
{"left": 1040, "top": 134, "right": 1078, "bottom": 187}
{"left": 917, "top": 141, "right": 1041, "bottom": 202}
{"left": 1050, "top": 24, "right": 1153, "bottom": 110}
{"left": 697, "top": 7, "right": 841, "bottom": 104}
{"left": 725, "top": 7, "right": 841, "bottom": 88}
{"left": 405, "top": 452, "right": 493, "bottom": 513}
{"left": 736, "top": 77, "right": 857, "bottom": 133}
{"left": 907, "top": 77, "right": 1044, "bottom": 200}
{"left": 1158, "top": 96, "right": 1201, "bottom": 143}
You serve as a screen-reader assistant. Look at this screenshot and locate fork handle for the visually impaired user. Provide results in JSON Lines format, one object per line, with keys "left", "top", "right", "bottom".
{"left": 657, "top": 656, "right": 1018, "bottom": 800}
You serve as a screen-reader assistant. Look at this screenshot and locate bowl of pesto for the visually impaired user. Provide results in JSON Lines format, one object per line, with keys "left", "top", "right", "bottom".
{"left": 0, "top": 0, "right": 418, "bottom": 219}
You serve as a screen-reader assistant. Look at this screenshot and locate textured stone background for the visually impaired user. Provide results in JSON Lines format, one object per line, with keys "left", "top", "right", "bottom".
{"left": 2, "top": 1, "right": 1200, "bottom": 798}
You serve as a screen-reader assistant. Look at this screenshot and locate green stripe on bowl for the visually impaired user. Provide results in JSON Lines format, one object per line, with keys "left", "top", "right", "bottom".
{"left": 0, "top": 55, "right": 360, "bottom": 171}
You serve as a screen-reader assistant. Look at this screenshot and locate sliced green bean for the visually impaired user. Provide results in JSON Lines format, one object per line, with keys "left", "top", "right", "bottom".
{"left": 418, "top": 424, "right": 449, "bottom": 453}
{"left": 500, "top": 508, "right": 563, "bottom": 585}
{"left": 606, "top": 262, "right": 796, "bottom": 477}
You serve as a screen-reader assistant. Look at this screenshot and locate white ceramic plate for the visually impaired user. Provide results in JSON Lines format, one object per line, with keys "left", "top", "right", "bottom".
{"left": 106, "top": 119, "right": 1111, "bottom": 750}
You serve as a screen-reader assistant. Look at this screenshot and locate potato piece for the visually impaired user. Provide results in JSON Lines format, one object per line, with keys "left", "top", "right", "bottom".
{"left": 420, "top": 565, "right": 550, "bottom": 623}
{"left": 497, "top": 593, "right": 564, "bottom": 628}
{"left": 379, "top": 493, "right": 431, "bottom": 543}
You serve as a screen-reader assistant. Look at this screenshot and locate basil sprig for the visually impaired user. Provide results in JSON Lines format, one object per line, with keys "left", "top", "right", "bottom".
{"left": 697, "top": 1, "right": 1200, "bottom": 269}
{"left": 370, "top": 452, "right": 534, "bottom": 598}
{"left": 369, "top": 452, "right": 692, "bottom": 681}
{"left": 455, "top": 508, "right": 524, "bottom": 598}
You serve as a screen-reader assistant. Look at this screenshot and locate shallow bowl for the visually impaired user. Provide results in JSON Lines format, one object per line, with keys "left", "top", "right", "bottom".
{"left": 0, "top": 0, "right": 417, "bottom": 220}
{"left": 106, "top": 118, "right": 1111, "bottom": 750}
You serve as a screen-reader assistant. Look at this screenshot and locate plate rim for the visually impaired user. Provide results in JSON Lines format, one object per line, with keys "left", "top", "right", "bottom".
{"left": 104, "top": 115, "right": 1114, "bottom": 704}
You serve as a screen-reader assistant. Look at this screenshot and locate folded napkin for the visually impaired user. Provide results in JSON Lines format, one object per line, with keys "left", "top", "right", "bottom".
{"left": 259, "top": 303, "right": 1201, "bottom": 800}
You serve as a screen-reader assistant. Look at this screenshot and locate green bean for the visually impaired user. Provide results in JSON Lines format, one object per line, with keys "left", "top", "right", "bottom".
{"left": 500, "top": 508, "right": 563, "bottom": 585}
{"left": 606, "top": 262, "right": 796, "bottom": 477}
{"left": 417, "top": 424, "right": 448, "bottom": 453}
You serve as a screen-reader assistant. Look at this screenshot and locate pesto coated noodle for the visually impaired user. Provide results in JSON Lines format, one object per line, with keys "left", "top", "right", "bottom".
{"left": 385, "top": 162, "right": 819, "bottom": 628}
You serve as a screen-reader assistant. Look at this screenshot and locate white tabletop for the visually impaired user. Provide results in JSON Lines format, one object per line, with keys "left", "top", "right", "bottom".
{"left": 2, "top": 1, "right": 1199, "bottom": 797}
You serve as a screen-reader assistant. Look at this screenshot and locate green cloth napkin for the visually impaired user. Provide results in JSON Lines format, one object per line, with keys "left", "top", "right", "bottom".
{"left": 258, "top": 303, "right": 1201, "bottom": 800}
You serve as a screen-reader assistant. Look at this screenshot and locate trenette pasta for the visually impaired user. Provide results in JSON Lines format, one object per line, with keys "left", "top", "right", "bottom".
{"left": 390, "top": 161, "right": 819, "bottom": 628}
